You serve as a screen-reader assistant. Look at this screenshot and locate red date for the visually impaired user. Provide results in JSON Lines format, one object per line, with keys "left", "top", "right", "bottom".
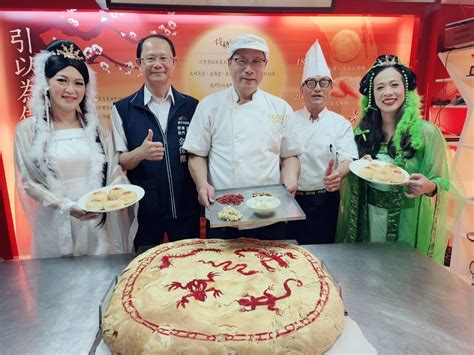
{"left": 216, "top": 193, "right": 244, "bottom": 206}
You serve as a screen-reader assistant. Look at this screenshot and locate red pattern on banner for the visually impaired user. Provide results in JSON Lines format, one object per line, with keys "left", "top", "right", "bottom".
{"left": 121, "top": 239, "right": 331, "bottom": 342}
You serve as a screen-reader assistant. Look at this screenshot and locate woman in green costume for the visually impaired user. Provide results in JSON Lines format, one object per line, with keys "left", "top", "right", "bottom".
{"left": 336, "top": 54, "right": 464, "bottom": 265}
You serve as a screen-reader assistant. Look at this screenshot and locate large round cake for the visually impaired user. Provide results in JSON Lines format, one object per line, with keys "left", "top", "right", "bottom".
{"left": 102, "top": 238, "right": 345, "bottom": 354}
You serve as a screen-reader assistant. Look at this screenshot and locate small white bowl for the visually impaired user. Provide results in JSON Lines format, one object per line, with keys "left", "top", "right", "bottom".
{"left": 246, "top": 196, "right": 280, "bottom": 216}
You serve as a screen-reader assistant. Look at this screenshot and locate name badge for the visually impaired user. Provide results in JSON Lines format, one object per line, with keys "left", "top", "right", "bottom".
{"left": 177, "top": 116, "right": 190, "bottom": 162}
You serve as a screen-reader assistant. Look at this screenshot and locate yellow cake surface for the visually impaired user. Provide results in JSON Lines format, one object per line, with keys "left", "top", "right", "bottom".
{"left": 102, "top": 238, "right": 345, "bottom": 354}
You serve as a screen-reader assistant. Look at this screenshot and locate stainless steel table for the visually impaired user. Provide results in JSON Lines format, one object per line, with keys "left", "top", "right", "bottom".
{"left": 0, "top": 254, "right": 134, "bottom": 354}
{"left": 1, "top": 243, "right": 472, "bottom": 354}
{"left": 304, "top": 243, "right": 473, "bottom": 354}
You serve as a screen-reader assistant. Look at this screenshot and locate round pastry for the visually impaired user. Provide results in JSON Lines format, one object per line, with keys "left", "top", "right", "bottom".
{"left": 373, "top": 168, "right": 391, "bottom": 183}
{"left": 85, "top": 199, "right": 103, "bottom": 211}
{"left": 102, "top": 238, "right": 345, "bottom": 354}
{"left": 386, "top": 164, "right": 399, "bottom": 171}
{"left": 390, "top": 170, "right": 406, "bottom": 183}
{"left": 382, "top": 165, "right": 403, "bottom": 183}
{"left": 119, "top": 191, "right": 138, "bottom": 204}
{"left": 103, "top": 199, "right": 125, "bottom": 210}
{"left": 90, "top": 191, "right": 108, "bottom": 202}
{"left": 108, "top": 187, "right": 126, "bottom": 200}
{"left": 359, "top": 165, "right": 375, "bottom": 179}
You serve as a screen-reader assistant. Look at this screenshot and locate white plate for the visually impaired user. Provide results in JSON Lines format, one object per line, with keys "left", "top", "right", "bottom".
{"left": 349, "top": 159, "right": 410, "bottom": 185}
{"left": 77, "top": 184, "right": 144, "bottom": 212}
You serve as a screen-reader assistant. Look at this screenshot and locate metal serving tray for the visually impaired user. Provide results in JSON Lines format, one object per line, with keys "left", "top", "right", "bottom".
{"left": 206, "top": 183, "right": 306, "bottom": 228}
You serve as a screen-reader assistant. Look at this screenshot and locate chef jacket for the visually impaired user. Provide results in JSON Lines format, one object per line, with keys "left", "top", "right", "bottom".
{"left": 183, "top": 86, "right": 303, "bottom": 190}
{"left": 294, "top": 106, "right": 358, "bottom": 191}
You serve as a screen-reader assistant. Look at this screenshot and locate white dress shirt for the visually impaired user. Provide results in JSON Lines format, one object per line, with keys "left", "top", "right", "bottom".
{"left": 112, "top": 85, "right": 175, "bottom": 152}
{"left": 183, "top": 86, "right": 303, "bottom": 190}
{"left": 294, "top": 106, "right": 358, "bottom": 191}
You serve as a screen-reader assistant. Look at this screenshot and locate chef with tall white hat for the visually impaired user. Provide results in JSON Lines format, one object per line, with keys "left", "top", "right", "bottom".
{"left": 288, "top": 39, "right": 358, "bottom": 245}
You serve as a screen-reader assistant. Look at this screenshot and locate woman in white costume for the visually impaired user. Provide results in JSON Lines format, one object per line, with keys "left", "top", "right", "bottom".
{"left": 14, "top": 40, "right": 136, "bottom": 258}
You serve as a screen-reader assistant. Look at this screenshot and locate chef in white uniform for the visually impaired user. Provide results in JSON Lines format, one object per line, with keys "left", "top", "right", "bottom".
{"left": 288, "top": 39, "right": 358, "bottom": 245}
{"left": 183, "top": 33, "right": 303, "bottom": 240}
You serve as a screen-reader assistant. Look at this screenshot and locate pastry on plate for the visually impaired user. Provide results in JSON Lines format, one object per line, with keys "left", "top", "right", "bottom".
{"left": 90, "top": 191, "right": 108, "bottom": 202}
{"left": 108, "top": 187, "right": 126, "bottom": 200}
{"left": 103, "top": 199, "right": 125, "bottom": 210}
{"left": 86, "top": 199, "right": 103, "bottom": 211}
{"left": 120, "top": 191, "right": 138, "bottom": 204}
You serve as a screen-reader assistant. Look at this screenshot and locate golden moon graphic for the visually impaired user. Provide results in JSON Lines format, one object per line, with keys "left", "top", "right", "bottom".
{"left": 331, "top": 29, "right": 361, "bottom": 63}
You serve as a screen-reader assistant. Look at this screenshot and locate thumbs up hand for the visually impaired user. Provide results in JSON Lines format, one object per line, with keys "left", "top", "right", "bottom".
{"left": 140, "top": 129, "right": 165, "bottom": 161}
{"left": 323, "top": 159, "right": 341, "bottom": 192}
{"left": 325, "top": 159, "right": 334, "bottom": 177}
{"left": 144, "top": 129, "right": 153, "bottom": 142}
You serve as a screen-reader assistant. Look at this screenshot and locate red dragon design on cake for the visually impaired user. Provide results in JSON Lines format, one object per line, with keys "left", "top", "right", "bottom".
{"left": 197, "top": 259, "right": 259, "bottom": 275}
{"left": 234, "top": 248, "right": 298, "bottom": 272}
{"left": 237, "top": 278, "right": 303, "bottom": 315}
{"left": 167, "top": 271, "right": 223, "bottom": 308}
{"left": 158, "top": 248, "right": 222, "bottom": 269}
{"left": 103, "top": 239, "right": 345, "bottom": 354}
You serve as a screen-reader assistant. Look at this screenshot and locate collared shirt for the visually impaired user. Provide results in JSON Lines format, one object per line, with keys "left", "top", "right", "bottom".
{"left": 294, "top": 106, "right": 358, "bottom": 191}
{"left": 112, "top": 85, "right": 175, "bottom": 152}
{"left": 183, "top": 86, "right": 303, "bottom": 190}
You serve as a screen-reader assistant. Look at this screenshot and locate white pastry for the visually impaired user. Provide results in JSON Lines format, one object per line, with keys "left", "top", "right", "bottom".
{"left": 103, "top": 199, "right": 125, "bottom": 210}
{"left": 85, "top": 199, "right": 103, "bottom": 211}
{"left": 108, "top": 187, "right": 126, "bottom": 200}
{"left": 90, "top": 191, "right": 108, "bottom": 202}
{"left": 119, "top": 191, "right": 138, "bottom": 204}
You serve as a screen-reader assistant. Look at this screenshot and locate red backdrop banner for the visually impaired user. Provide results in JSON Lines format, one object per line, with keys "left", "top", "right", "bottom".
{"left": 0, "top": 10, "right": 416, "bottom": 257}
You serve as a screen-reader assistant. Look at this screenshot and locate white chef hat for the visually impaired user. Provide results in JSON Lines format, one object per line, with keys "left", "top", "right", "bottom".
{"left": 227, "top": 33, "right": 269, "bottom": 59}
{"left": 301, "top": 39, "right": 332, "bottom": 83}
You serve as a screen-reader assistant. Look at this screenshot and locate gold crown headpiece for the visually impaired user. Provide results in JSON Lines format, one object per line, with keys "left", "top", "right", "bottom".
{"left": 54, "top": 44, "right": 84, "bottom": 61}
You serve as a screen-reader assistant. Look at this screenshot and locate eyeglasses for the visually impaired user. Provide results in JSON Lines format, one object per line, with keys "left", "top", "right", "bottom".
{"left": 303, "top": 78, "right": 332, "bottom": 89}
{"left": 140, "top": 55, "right": 175, "bottom": 65}
{"left": 231, "top": 57, "right": 267, "bottom": 69}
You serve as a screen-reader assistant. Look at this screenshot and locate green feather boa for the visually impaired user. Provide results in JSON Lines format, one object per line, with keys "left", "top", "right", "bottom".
{"left": 392, "top": 90, "right": 424, "bottom": 153}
